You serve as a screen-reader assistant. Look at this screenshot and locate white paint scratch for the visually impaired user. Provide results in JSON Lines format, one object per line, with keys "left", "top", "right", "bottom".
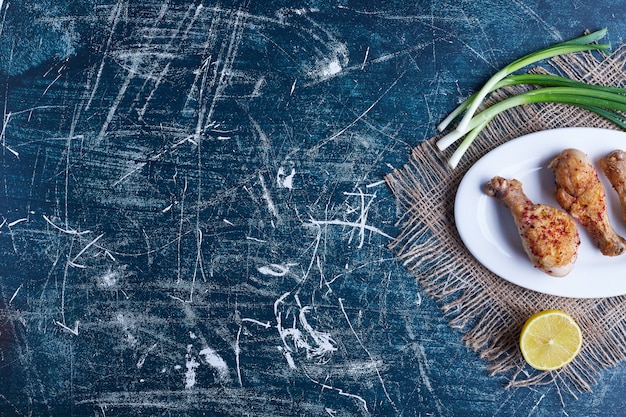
{"left": 274, "top": 292, "right": 337, "bottom": 365}
{"left": 235, "top": 327, "right": 243, "bottom": 386}
{"left": 246, "top": 236, "right": 267, "bottom": 243}
{"left": 411, "top": 341, "right": 447, "bottom": 416}
{"left": 112, "top": 162, "right": 147, "bottom": 187}
{"left": 69, "top": 233, "right": 104, "bottom": 268}
{"left": 43, "top": 215, "right": 91, "bottom": 235}
{"left": 241, "top": 318, "right": 271, "bottom": 328}
{"left": 258, "top": 173, "right": 280, "bottom": 220}
{"left": 321, "top": 59, "right": 342, "bottom": 78}
{"left": 302, "top": 368, "right": 369, "bottom": 414}
{"left": 310, "top": 72, "right": 405, "bottom": 152}
{"left": 136, "top": 343, "right": 158, "bottom": 369}
{"left": 185, "top": 345, "right": 200, "bottom": 389}
{"left": 96, "top": 59, "right": 139, "bottom": 145}
{"left": 235, "top": 317, "right": 273, "bottom": 387}
{"left": 9, "top": 284, "right": 22, "bottom": 304}
{"left": 257, "top": 263, "right": 295, "bottom": 277}
{"left": 199, "top": 346, "right": 230, "bottom": 382}
{"left": 509, "top": 0, "right": 562, "bottom": 41}
{"left": 55, "top": 320, "right": 79, "bottom": 336}
{"left": 304, "top": 39, "right": 348, "bottom": 83}
{"left": 279, "top": 347, "right": 297, "bottom": 369}
{"left": 304, "top": 188, "right": 393, "bottom": 253}
{"left": 306, "top": 219, "right": 393, "bottom": 243}
{"left": 7, "top": 218, "right": 27, "bottom": 227}
{"left": 298, "top": 306, "right": 338, "bottom": 360}
{"left": 84, "top": 0, "right": 124, "bottom": 111}
{"left": 98, "top": 268, "right": 122, "bottom": 289}
{"left": 338, "top": 298, "right": 396, "bottom": 410}
{"left": 361, "top": 46, "right": 370, "bottom": 70}
{"left": 1, "top": 112, "right": 19, "bottom": 158}
{"left": 251, "top": 76, "right": 265, "bottom": 97}
{"left": 116, "top": 313, "right": 138, "bottom": 347}
{"left": 366, "top": 179, "right": 386, "bottom": 188}
{"left": 277, "top": 167, "right": 296, "bottom": 189}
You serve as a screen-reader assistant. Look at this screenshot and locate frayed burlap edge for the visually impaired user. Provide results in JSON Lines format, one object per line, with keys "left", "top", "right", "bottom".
{"left": 385, "top": 45, "right": 626, "bottom": 397}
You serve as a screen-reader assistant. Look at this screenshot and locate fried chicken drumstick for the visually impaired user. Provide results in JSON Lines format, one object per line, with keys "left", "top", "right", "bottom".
{"left": 599, "top": 149, "right": 626, "bottom": 222}
{"left": 484, "top": 176, "right": 580, "bottom": 277}
{"left": 549, "top": 148, "right": 626, "bottom": 256}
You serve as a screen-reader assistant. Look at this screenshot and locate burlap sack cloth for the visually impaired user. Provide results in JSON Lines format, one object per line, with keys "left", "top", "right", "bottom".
{"left": 385, "top": 46, "right": 626, "bottom": 398}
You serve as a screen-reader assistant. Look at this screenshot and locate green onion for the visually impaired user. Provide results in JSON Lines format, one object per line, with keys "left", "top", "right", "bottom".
{"left": 577, "top": 105, "right": 626, "bottom": 129}
{"left": 435, "top": 28, "right": 620, "bottom": 168}
{"left": 439, "top": 73, "right": 626, "bottom": 130}
{"left": 438, "top": 28, "right": 610, "bottom": 134}
{"left": 496, "top": 74, "right": 626, "bottom": 93}
{"left": 435, "top": 74, "right": 626, "bottom": 151}
{"left": 444, "top": 86, "right": 626, "bottom": 168}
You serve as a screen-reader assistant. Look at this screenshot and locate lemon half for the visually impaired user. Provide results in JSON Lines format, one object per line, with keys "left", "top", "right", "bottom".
{"left": 519, "top": 309, "right": 583, "bottom": 371}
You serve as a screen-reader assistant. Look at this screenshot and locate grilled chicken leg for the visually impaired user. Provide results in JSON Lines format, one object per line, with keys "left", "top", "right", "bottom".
{"left": 599, "top": 150, "right": 626, "bottom": 221}
{"left": 549, "top": 148, "right": 626, "bottom": 256}
{"left": 484, "top": 176, "right": 579, "bottom": 277}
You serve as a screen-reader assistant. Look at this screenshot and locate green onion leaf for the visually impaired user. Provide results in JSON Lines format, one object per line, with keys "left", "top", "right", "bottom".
{"left": 442, "top": 86, "right": 626, "bottom": 168}
{"left": 437, "top": 28, "right": 610, "bottom": 134}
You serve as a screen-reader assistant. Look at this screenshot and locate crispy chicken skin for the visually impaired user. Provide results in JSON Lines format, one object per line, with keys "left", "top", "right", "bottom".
{"left": 599, "top": 150, "right": 626, "bottom": 222}
{"left": 549, "top": 148, "right": 626, "bottom": 256}
{"left": 484, "top": 176, "right": 580, "bottom": 277}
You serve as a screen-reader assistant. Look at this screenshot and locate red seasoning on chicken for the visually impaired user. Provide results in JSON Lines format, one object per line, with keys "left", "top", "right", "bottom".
{"left": 549, "top": 148, "right": 626, "bottom": 256}
{"left": 484, "top": 176, "right": 580, "bottom": 277}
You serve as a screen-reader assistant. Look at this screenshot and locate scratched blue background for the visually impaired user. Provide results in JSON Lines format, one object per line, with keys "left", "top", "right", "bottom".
{"left": 2, "top": 1, "right": 626, "bottom": 416}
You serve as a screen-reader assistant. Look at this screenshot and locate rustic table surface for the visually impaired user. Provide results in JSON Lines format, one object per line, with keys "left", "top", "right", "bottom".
{"left": 2, "top": 1, "right": 626, "bottom": 416}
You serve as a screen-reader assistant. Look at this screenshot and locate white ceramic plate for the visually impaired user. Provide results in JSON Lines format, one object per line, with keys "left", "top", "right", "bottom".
{"left": 455, "top": 127, "right": 626, "bottom": 298}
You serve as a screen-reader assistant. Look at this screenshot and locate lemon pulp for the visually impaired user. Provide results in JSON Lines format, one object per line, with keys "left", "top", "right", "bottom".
{"left": 519, "top": 309, "right": 582, "bottom": 371}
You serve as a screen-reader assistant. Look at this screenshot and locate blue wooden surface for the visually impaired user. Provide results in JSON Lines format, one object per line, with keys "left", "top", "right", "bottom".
{"left": 1, "top": 1, "right": 626, "bottom": 416}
